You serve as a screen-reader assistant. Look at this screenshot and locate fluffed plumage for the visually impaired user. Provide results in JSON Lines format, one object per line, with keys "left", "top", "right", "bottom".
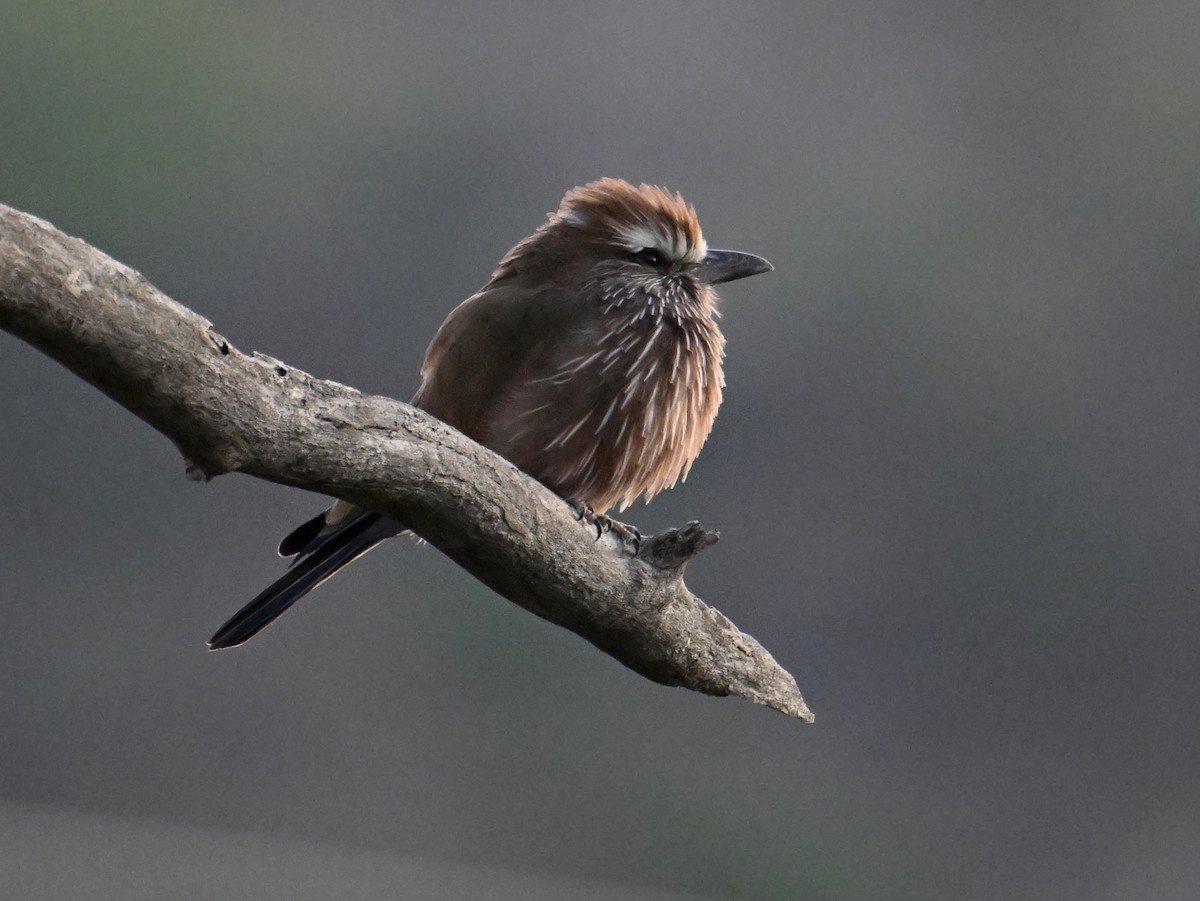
{"left": 209, "top": 178, "right": 771, "bottom": 649}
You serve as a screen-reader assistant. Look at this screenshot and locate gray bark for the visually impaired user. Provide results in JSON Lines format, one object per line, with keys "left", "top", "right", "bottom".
{"left": 0, "top": 202, "right": 813, "bottom": 722}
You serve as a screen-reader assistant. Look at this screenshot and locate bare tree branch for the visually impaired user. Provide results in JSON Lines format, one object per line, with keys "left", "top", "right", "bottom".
{"left": 0, "top": 201, "right": 813, "bottom": 722}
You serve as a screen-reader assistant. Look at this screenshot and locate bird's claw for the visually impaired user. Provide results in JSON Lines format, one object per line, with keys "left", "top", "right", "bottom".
{"left": 568, "top": 500, "right": 641, "bottom": 554}
{"left": 605, "top": 518, "right": 642, "bottom": 555}
{"left": 569, "top": 500, "right": 602, "bottom": 539}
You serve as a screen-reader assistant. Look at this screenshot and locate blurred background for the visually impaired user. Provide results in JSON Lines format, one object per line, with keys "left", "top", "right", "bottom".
{"left": 3, "top": 2, "right": 1199, "bottom": 898}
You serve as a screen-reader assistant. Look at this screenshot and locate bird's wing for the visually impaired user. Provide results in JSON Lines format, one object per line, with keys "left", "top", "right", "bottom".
{"left": 412, "top": 282, "right": 573, "bottom": 441}
{"left": 212, "top": 287, "right": 565, "bottom": 649}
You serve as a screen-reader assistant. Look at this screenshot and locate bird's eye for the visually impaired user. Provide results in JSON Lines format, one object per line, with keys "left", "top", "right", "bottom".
{"left": 632, "top": 248, "right": 667, "bottom": 268}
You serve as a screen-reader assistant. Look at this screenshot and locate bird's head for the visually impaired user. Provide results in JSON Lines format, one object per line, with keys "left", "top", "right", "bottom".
{"left": 492, "top": 179, "right": 772, "bottom": 311}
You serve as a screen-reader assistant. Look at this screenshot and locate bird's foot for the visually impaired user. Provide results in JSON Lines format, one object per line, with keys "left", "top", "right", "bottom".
{"left": 569, "top": 500, "right": 600, "bottom": 538}
{"left": 602, "top": 517, "right": 643, "bottom": 555}
{"left": 569, "top": 500, "right": 642, "bottom": 554}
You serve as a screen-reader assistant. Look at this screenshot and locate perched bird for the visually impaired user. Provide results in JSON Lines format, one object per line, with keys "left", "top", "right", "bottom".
{"left": 209, "top": 178, "right": 772, "bottom": 649}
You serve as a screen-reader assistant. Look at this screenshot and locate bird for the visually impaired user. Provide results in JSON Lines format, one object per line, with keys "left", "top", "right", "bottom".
{"left": 208, "top": 178, "right": 772, "bottom": 649}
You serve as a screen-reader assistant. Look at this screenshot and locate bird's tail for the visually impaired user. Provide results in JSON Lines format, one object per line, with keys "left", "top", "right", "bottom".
{"left": 208, "top": 511, "right": 395, "bottom": 649}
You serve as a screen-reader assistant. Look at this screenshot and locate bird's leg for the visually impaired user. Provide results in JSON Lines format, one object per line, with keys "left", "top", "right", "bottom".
{"left": 567, "top": 499, "right": 641, "bottom": 554}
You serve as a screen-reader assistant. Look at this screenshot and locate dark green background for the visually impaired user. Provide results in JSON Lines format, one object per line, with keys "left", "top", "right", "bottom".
{"left": 3, "top": 2, "right": 1199, "bottom": 898}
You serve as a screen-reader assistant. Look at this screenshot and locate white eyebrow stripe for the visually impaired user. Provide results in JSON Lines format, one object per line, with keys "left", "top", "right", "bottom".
{"left": 615, "top": 223, "right": 707, "bottom": 263}
{"left": 617, "top": 223, "right": 670, "bottom": 252}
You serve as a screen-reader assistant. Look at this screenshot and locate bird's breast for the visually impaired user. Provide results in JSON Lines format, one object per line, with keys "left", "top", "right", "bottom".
{"left": 486, "top": 307, "right": 725, "bottom": 513}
